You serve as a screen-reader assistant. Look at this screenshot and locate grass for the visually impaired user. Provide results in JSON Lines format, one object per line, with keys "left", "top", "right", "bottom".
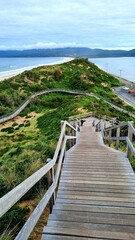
{"left": 0, "top": 228, "right": 14, "bottom": 240}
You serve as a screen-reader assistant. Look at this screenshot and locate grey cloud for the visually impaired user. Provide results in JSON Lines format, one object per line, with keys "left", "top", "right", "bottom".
{"left": 0, "top": 0, "right": 135, "bottom": 50}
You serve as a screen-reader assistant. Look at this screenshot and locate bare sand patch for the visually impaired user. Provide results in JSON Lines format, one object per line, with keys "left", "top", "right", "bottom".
{"left": 0, "top": 73, "right": 18, "bottom": 82}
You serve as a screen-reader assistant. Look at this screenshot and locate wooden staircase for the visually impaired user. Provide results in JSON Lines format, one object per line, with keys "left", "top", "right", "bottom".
{"left": 42, "top": 118, "right": 135, "bottom": 240}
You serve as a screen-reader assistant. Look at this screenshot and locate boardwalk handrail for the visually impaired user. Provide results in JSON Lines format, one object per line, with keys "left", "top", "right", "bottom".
{"left": 0, "top": 120, "right": 77, "bottom": 240}
{"left": 0, "top": 88, "right": 135, "bottom": 124}
{"left": 102, "top": 121, "right": 135, "bottom": 159}
{"left": 0, "top": 89, "right": 88, "bottom": 124}
{"left": 69, "top": 112, "right": 115, "bottom": 121}
{"left": 95, "top": 120, "right": 101, "bottom": 132}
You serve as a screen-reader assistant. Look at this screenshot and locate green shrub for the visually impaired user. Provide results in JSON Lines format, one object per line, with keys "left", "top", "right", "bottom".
{"left": 25, "top": 115, "right": 31, "bottom": 119}
{"left": 9, "top": 147, "right": 23, "bottom": 157}
{"left": 18, "top": 124, "right": 24, "bottom": 128}
{"left": 1, "top": 127, "right": 14, "bottom": 134}
{"left": 0, "top": 205, "right": 29, "bottom": 237}
{"left": 0, "top": 147, "right": 10, "bottom": 157}
{"left": 24, "top": 120, "right": 30, "bottom": 127}
{"left": 12, "top": 122, "right": 18, "bottom": 127}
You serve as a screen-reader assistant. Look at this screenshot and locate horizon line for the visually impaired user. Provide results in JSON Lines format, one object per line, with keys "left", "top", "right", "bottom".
{"left": 0, "top": 47, "right": 134, "bottom": 51}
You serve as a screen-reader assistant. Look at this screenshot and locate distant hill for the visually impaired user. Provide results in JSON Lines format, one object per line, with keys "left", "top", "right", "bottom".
{"left": 0, "top": 47, "right": 135, "bottom": 58}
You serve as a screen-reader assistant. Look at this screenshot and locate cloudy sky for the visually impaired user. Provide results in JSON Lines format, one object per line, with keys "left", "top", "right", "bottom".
{"left": 0, "top": 0, "right": 135, "bottom": 50}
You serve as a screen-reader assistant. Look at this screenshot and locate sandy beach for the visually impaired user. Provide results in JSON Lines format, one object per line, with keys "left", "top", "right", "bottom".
{"left": 0, "top": 74, "right": 18, "bottom": 82}
{"left": 0, "top": 58, "right": 134, "bottom": 89}
{"left": 0, "top": 57, "right": 74, "bottom": 82}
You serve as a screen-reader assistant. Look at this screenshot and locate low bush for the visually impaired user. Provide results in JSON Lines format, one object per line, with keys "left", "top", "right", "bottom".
{"left": 1, "top": 127, "right": 14, "bottom": 134}
{"left": 12, "top": 122, "right": 18, "bottom": 127}
{"left": 0, "top": 206, "right": 29, "bottom": 237}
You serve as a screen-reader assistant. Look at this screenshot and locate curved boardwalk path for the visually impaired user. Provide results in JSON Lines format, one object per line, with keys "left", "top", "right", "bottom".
{"left": 0, "top": 90, "right": 89, "bottom": 124}
{"left": 0, "top": 89, "right": 134, "bottom": 124}
{"left": 42, "top": 118, "right": 135, "bottom": 240}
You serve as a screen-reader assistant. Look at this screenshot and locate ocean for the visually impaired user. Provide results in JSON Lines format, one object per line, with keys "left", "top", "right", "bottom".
{"left": 0, "top": 57, "right": 72, "bottom": 78}
{"left": 0, "top": 57, "right": 135, "bottom": 83}
{"left": 89, "top": 57, "right": 135, "bottom": 83}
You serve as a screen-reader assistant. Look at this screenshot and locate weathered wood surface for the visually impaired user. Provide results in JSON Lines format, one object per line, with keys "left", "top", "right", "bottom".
{"left": 42, "top": 118, "right": 135, "bottom": 240}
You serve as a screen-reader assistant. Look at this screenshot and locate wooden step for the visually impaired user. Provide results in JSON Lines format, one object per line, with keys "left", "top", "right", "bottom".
{"left": 42, "top": 117, "right": 135, "bottom": 240}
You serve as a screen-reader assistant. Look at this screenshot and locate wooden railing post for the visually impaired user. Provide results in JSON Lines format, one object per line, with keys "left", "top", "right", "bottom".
{"left": 104, "top": 130, "right": 106, "bottom": 144}
{"left": 109, "top": 129, "right": 112, "bottom": 147}
{"left": 127, "top": 123, "right": 133, "bottom": 159}
{"left": 116, "top": 127, "right": 120, "bottom": 150}
{"left": 61, "top": 120, "right": 64, "bottom": 131}
{"left": 92, "top": 119, "right": 95, "bottom": 127}
{"left": 74, "top": 129, "right": 76, "bottom": 145}
{"left": 47, "top": 158, "right": 55, "bottom": 213}
{"left": 67, "top": 127, "right": 71, "bottom": 148}
{"left": 72, "top": 128, "right": 74, "bottom": 147}
{"left": 61, "top": 120, "right": 66, "bottom": 154}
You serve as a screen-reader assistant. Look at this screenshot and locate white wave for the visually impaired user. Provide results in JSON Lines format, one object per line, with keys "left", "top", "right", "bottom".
{"left": 0, "top": 57, "right": 73, "bottom": 78}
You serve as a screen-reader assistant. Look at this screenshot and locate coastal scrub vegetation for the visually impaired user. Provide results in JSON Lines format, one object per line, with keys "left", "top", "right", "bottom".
{"left": 0, "top": 58, "right": 126, "bottom": 115}
{"left": 0, "top": 58, "right": 135, "bottom": 239}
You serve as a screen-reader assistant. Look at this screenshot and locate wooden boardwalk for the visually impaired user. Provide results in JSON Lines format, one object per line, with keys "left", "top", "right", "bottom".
{"left": 42, "top": 118, "right": 135, "bottom": 240}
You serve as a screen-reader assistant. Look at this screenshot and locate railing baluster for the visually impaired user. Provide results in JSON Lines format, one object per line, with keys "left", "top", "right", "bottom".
{"left": 127, "top": 122, "right": 133, "bottom": 159}
{"left": 116, "top": 127, "right": 120, "bottom": 150}
{"left": 47, "top": 158, "right": 55, "bottom": 213}
{"left": 108, "top": 129, "right": 112, "bottom": 147}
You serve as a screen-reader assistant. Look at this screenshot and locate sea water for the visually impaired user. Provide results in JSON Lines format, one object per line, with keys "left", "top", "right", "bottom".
{"left": 89, "top": 57, "right": 135, "bottom": 83}
{"left": 0, "top": 57, "right": 71, "bottom": 78}
{"left": 0, "top": 56, "right": 135, "bottom": 83}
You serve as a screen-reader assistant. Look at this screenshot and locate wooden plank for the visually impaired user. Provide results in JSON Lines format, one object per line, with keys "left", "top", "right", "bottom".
{"left": 42, "top": 235, "right": 105, "bottom": 240}
{"left": 63, "top": 161, "right": 131, "bottom": 166}
{"left": 57, "top": 190, "right": 135, "bottom": 199}
{"left": 61, "top": 174, "right": 135, "bottom": 180}
{"left": 53, "top": 203, "right": 135, "bottom": 215}
{"left": 58, "top": 186, "right": 135, "bottom": 194}
{"left": 61, "top": 170, "right": 135, "bottom": 176}
{"left": 62, "top": 165, "right": 132, "bottom": 171}
{"left": 63, "top": 163, "right": 130, "bottom": 167}
{"left": 62, "top": 169, "right": 133, "bottom": 174}
{"left": 62, "top": 164, "right": 132, "bottom": 169}
{"left": 56, "top": 198, "right": 135, "bottom": 208}
{"left": 60, "top": 176, "right": 135, "bottom": 182}
{"left": 47, "top": 220, "right": 135, "bottom": 233}
{"left": 62, "top": 165, "right": 132, "bottom": 170}
{"left": 43, "top": 226, "right": 135, "bottom": 240}
{"left": 60, "top": 179, "right": 135, "bottom": 186}
{"left": 63, "top": 161, "right": 130, "bottom": 166}
{"left": 57, "top": 193, "right": 135, "bottom": 203}
{"left": 49, "top": 210, "right": 135, "bottom": 226}
{"left": 59, "top": 182, "right": 135, "bottom": 190}
{"left": 64, "top": 155, "right": 125, "bottom": 159}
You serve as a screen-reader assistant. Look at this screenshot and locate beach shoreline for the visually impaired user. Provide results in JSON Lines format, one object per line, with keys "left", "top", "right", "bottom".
{"left": 0, "top": 74, "right": 18, "bottom": 81}
{"left": 0, "top": 57, "right": 74, "bottom": 82}
{"left": 0, "top": 58, "right": 133, "bottom": 87}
